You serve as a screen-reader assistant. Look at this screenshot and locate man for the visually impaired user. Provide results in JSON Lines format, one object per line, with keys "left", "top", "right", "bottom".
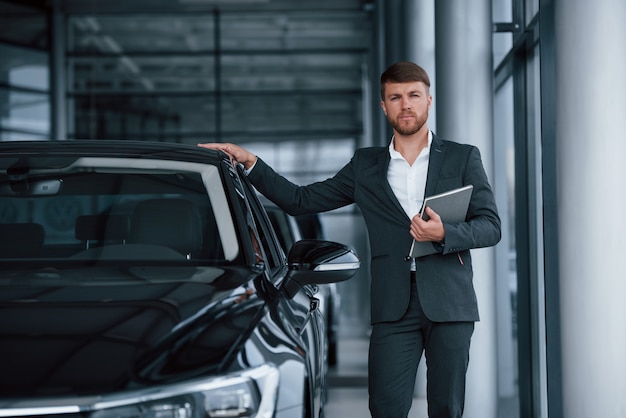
{"left": 199, "top": 61, "right": 501, "bottom": 418}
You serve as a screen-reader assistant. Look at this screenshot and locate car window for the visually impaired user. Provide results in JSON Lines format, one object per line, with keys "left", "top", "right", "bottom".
{"left": 247, "top": 205, "right": 281, "bottom": 271}
{"left": 233, "top": 165, "right": 285, "bottom": 273}
{"left": 0, "top": 157, "right": 240, "bottom": 264}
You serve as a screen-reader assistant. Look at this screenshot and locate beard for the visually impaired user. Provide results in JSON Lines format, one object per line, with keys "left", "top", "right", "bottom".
{"left": 388, "top": 111, "right": 428, "bottom": 136}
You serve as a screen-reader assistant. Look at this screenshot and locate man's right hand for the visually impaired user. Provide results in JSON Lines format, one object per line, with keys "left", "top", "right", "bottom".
{"left": 197, "top": 143, "right": 258, "bottom": 170}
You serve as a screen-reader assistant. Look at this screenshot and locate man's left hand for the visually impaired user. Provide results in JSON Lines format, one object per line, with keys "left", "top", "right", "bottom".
{"left": 410, "top": 206, "right": 445, "bottom": 242}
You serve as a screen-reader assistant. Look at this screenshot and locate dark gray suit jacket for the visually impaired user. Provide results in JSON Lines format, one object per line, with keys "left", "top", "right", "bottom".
{"left": 249, "top": 134, "right": 501, "bottom": 324}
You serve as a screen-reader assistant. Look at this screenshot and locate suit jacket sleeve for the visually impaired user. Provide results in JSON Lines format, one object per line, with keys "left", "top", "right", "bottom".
{"left": 247, "top": 157, "right": 357, "bottom": 215}
{"left": 436, "top": 145, "right": 501, "bottom": 254}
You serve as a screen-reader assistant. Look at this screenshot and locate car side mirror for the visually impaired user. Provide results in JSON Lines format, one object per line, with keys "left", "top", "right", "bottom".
{"left": 283, "top": 239, "right": 360, "bottom": 298}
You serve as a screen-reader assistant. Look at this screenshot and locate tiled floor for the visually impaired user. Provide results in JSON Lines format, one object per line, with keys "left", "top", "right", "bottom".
{"left": 325, "top": 338, "right": 428, "bottom": 418}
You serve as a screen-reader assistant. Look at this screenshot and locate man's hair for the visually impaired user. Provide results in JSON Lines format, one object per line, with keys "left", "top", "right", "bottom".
{"left": 380, "top": 61, "right": 431, "bottom": 99}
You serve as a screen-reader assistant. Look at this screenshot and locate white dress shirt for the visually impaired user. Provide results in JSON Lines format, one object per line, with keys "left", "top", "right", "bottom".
{"left": 388, "top": 131, "right": 432, "bottom": 269}
{"left": 387, "top": 130, "right": 432, "bottom": 219}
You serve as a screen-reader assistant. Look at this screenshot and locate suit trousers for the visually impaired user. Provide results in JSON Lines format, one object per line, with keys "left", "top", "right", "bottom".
{"left": 368, "top": 274, "right": 474, "bottom": 418}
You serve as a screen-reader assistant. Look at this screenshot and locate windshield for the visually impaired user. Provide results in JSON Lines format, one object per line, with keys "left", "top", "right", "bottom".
{"left": 0, "top": 157, "right": 239, "bottom": 265}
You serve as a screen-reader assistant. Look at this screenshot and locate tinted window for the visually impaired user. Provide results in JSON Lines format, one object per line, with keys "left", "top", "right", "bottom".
{"left": 0, "top": 157, "right": 236, "bottom": 264}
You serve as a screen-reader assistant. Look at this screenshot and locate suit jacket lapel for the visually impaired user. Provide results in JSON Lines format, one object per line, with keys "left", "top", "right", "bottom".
{"left": 424, "top": 134, "right": 446, "bottom": 198}
{"left": 376, "top": 150, "right": 408, "bottom": 219}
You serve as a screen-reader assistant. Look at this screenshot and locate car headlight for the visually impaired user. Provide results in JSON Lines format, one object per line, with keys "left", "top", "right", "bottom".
{"left": 0, "top": 365, "right": 279, "bottom": 418}
{"left": 92, "top": 388, "right": 254, "bottom": 418}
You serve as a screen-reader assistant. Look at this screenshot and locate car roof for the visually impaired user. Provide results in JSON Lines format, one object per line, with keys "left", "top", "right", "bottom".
{"left": 0, "top": 140, "right": 227, "bottom": 169}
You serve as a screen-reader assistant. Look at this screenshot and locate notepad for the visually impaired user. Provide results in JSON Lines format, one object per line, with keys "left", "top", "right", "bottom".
{"left": 408, "top": 185, "right": 473, "bottom": 258}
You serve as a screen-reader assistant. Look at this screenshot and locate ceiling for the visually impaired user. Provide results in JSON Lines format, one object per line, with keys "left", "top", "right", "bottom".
{"left": 5, "top": 0, "right": 376, "bottom": 143}
{"left": 54, "top": 0, "right": 373, "bottom": 14}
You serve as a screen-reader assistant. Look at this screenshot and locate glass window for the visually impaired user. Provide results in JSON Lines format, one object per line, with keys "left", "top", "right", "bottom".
{"left": 492, "top": 0, "right": 513, "bottom": 69}
{"left": 0, "top": 44, "right": 49, "bottom": 140}
{"left": 0, "top": 88, "right": 49, "bottom": 131}
{"left": 65, "top": 11, "right": 369, "bottom": 143}
{"left": 494, "top": 75, "right": 519, "bottom": 418}
{"left": 525, "top": 0, "right": 539, "bottom": 25}
{"left": 493, "top": 2, "right": 546, "bottom": 416}
{"left": 247, "top": 138, "right": 355, "bottom": 184}
{"left": 220, "top": 11, "right": 371, "bottom": 51}
{"left": 220, "top": 53, "right": 364, "bottom": 92}
{"left": 69, "top": 55, "right": 217, "bottom": 93}
{"left": 68, "top": 15, "right": 216, "bottom": 53}
{"left": 526, "top": 42, "right": 548, "bottom": 418}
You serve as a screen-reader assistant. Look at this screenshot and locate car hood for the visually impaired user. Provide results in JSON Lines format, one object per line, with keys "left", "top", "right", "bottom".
{"left": 0, "top": 265, "right": 266, "bottom": 398}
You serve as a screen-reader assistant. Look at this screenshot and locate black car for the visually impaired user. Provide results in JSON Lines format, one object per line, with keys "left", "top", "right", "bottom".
{"left": 0, "top": 140, "right": 359, "bottom": 418}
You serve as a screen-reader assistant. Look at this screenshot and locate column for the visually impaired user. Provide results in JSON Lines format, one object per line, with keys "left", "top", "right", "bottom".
{"left": 405, "top": 0, "right": 436, "bottom": 127}
{"left": 50, "top": 0, "right": 67, "bottom": 140}
{"left": 404, "top": 0, "right": 436, "bottom": 398}
{"left": 555, "top": 0, "right": 626, "bottom": 416}
{"left": 435, "top": 1, "right": 497, "bottom": 417}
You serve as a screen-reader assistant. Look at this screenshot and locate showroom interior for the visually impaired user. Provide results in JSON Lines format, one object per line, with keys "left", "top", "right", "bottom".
{"left": 1, "top": 0, "right": 625, "bottom": 417}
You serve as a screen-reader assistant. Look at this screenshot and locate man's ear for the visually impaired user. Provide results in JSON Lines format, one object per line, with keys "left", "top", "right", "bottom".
{"left": 380, "top": 101, "right": 387, "bottom": 116}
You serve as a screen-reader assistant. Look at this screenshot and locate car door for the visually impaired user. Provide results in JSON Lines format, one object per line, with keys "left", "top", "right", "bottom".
{"left": 233, "top": 164, "right": 328, "bottom": 417}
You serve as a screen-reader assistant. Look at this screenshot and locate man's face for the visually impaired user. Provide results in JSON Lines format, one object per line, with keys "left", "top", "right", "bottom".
{"left": 380, "top": 81, "right": 432, "bottom": 136}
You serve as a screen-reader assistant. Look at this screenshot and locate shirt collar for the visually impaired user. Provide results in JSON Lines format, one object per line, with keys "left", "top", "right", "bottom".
{"left": 388, "top": 130, "right": 433, "bottom": 160}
